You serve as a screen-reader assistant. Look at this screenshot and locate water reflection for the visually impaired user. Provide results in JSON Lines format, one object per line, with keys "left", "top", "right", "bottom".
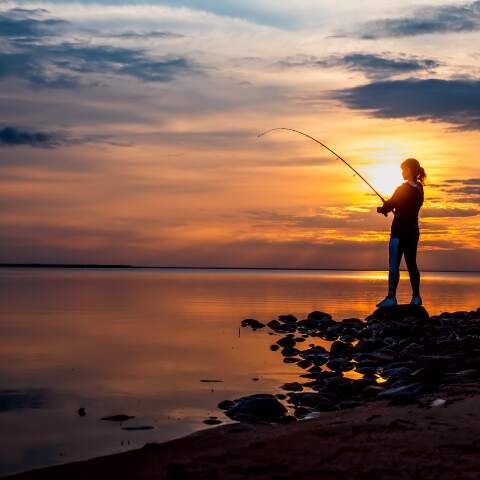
{"left": 0, "top": 268, "right": 478, "bottom": 475}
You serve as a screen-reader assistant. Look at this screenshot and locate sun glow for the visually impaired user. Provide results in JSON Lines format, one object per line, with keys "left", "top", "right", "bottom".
{"left": 365, "top": 164, "right": 403, "bottom": 198}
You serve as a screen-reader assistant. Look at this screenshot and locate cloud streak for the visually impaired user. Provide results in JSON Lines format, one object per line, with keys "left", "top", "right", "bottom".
{"left": 281, "top": 53, "right": 439, "bottom": 79}
{"left": 356, "top": 1, "right": 480, "bottom": 38}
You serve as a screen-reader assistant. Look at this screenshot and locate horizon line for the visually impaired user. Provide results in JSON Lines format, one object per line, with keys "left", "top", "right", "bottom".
{"left": 0, "top": 263, "right": 479, "bottom": 274}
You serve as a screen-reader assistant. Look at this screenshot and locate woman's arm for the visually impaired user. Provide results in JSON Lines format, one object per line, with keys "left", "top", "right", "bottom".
{"left": 377, "top": 186, "right": 401, "bottom": 214}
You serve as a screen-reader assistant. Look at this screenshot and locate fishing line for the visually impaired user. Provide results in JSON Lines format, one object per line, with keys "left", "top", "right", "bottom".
{"left": 257, "top": 127, "right": 386, "bottom": 203}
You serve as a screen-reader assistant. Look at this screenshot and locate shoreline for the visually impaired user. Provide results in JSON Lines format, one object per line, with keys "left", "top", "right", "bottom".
{"left": 6, "top": 305, "right": 480, "bottom": 479}
{"left": 7, "top": 382, "right": 480, "bottom": 480}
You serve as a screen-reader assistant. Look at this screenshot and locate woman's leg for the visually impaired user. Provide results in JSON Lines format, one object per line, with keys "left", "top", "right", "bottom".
{"left": 388, "top": 237, "right": 404, "bottom": 297}
{"left": 404, "top": 234, "right": 420, "bottom": 298}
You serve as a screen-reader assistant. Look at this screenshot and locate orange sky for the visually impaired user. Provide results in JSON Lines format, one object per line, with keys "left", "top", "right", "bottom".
{"left": 1, "top": 1, "right": 480, "bottom": 270}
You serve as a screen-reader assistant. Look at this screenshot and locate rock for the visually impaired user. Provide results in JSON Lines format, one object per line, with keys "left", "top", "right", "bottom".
{"left": 270, "top": 344, "right": 280, "bottom": 351}
{"left": 278, "top": 314, "right": 298, "bottom": 324}
{"left": 281, "top": 382, "right": 303, "bottom": 392}
{"left": 366, "top": 305, "right": 429, "bottom": 322}
{"left": 308, "top": 311, "right": 333, "bottom": 321}
{"left": 443, "top": 369, "right": 479, "bottom": 384}
{"left": 77, "top": 408, "right": 86, "bottom": 417}
{"left": 378, "top": 383, "right": 425, "bottom": 403}
{"left": 294, "top": 406, "right": 313, "bottom": 419}
{"left": 101, "top": 414, "right": 135, "bottom": 422}
{"left": 326, "top": 358, "right": 354, "bottom": 372}
{"left": 277, "top": 336, "right": 296, "bottom": 348}
{"left": 289, "top": 392, "right": 329, "bottom": 408}
{"left": 329, "top": 341, "right": 350, "bottom": 356}
{"left": 241, "top": 318, "right": 265, "bottom": 330}
{"left": 281, "top": 347, "right": 302, "bottom": 357}
{"left": 382, "top": 367, "right": 413, "bottom": 379}
{"left": 225, "top": 394, "right": 287, "bottom": 423}
{"left": 283, "top": 357, "right": 301, "bottom": 363}
{"left": 297, "top": 359, "right": 312, "bottom": 369}
{"left": 218, "top": 400, "right": 235, "bottom": 410}
{"left": 431, "top": 398, "right": 447, "bottom": 407}
{"left": 203, "top": 419, "right": 223, "bottom": 425}
{"left": 123, "top": 426, "right": 154, "bottom": 431}
{"left": 362, "top": 385, "right": 385, "bottom": 398}
{"left": 267, "top": 319, "right": 281, "bottom": 329}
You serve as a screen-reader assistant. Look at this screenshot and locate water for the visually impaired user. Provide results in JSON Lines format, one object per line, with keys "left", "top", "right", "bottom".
{"left": 0, "top": 267, "right": 479, "bottom": 476}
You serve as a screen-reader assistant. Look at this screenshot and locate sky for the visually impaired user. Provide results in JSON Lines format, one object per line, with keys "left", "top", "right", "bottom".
{"left": 1, "top": 0, "right": 480, "bottom": 270}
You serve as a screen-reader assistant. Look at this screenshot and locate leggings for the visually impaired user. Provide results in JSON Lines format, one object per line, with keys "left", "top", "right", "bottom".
{"left": 388, "top": 234, "right": 420, "bottom": 297}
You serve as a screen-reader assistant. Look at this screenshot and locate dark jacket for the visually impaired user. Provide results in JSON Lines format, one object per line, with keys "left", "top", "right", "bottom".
{"left": 378, "top": 181, "right": 424, "bottom": 238}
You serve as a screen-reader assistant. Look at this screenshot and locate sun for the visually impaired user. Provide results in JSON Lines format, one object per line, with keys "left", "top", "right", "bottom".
{"left": 364, "top": 163, "right": 403, "bottom": 197}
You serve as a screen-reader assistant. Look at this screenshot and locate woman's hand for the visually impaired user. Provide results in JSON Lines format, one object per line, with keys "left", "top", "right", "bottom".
{"left": 377, "top": 206, "right": 388, "bottom": 216}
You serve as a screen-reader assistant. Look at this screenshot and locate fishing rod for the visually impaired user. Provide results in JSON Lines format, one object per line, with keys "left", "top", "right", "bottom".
{"left": 257, "top": 127, "right": 386, "bottom": 204}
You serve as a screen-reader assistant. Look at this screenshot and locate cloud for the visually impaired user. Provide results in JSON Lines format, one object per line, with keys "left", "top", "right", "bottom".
{"left": 437, "top": 178, "right": 480, "bottom": 199}
{"left": 0, "top": 8, "right": 194, "bottom": 88}
{"left": 446, "top": 178, "right": 480, "bottom": 186}
{"left": 0, "top": 42, "right": 193, "bottom": 88}
{"left": 280, "top": 53, "right": 439, "bottom": 79}
{"left": 0, "top": 7, "right": 67, "bottom": 38}
{"left": 0, "top": 126, "right": 125, "bottom": 148}
{"left": 113, "top": 30, "right": 185, "bottom": 39}
{"left": 0, "top": 126, "right": 60, "bottom": 148}
{"left": 333, "top": 78, "right": 480, "bottom": 130}
{"left": 355, "top": 1, "right": 480, "bottom": 38}
{"left": 422, "top": 206, "right": 479, "bottom": 217}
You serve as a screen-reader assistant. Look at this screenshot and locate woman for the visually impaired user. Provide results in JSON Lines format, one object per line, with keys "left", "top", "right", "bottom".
{"left": 376, "top": 158, "right": 426, "bottom": 308}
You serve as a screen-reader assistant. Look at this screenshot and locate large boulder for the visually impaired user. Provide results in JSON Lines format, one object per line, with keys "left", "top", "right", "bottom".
{"left": 224, "top": 394, "right": 288, "bottom": 423}
{"left": 366, "top": 305, "right": 429, "bottom": 322}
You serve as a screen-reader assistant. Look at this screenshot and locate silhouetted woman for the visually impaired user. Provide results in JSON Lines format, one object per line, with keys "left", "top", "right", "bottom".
{"left": 376, "top": 158, "right": 426, "bottom": 307}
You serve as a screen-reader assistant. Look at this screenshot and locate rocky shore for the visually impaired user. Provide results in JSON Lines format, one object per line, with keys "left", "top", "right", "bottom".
{"left": 8, "top": 305, "right": 480, "bottom": 480}
{"left": 225, "top": 305, "right": 480, "bottom": 422}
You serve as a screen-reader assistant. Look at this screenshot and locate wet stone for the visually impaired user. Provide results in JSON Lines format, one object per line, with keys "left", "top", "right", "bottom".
{"left": 225, "top": 394, "right": 288, "bottom": 423}
{"left": 278, "top": 314, "right": 298, "bottom": 324}
{"left": 326, "top": 358, "right": 354, "bottom": 372}
{"left": 241, "top": 318, "right": 266, "bottom": 330}
{"left": 101, "top": 415, "right": 135, "bottom": 422}
{"left": 277, "top": 336, "right": 296, "bottom": 348}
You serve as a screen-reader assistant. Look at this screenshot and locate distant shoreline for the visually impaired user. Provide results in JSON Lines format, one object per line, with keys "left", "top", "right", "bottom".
{"left": 0, "top": 263, "right": 479, "bottom": 273}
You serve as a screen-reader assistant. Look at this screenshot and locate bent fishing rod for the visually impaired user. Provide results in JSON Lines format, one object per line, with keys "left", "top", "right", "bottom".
{"left": 257, "top": 127, "right": 386, "bottom": 204}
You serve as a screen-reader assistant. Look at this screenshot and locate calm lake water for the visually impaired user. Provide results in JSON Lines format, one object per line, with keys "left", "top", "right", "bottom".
{"left": 1, "top": 267, "right": 479, "bottom": 476}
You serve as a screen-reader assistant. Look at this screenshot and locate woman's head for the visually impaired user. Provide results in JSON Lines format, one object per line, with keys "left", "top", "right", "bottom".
{"left": 401, "top": 158, "right": 427, "bottom": 185}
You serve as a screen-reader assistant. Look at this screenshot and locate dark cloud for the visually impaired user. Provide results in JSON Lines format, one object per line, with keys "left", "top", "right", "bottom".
{"left": 0, "top": 126, "right": 125, "bottom": 149}
{"left": 281, "top": 53, "right": 439, "bottom": 79}
{"left": 446, "top": 178, "right": 480, "bottom": 186}
{"left": 422, "top": 207, "right": 479, "bottom": 217}
{"left": 0, "top": 126, "right": 60, "bottom": 148}
{"left": 437, "top": 178, "right": 480, "bottom": 199}
{"left": 357, "top": 1, "right": 480, "bottom": 38}
{"left": 333, "top": 78, "right": 480, "bottom": 130}
{"left": 0, "top": 8, "right": 194, "bottom": 88}
{"left": 0, "top": 42, "right": 193, "bottom": 88}
{"left": 0, "top": 8, "right": 67, "bottom": 38}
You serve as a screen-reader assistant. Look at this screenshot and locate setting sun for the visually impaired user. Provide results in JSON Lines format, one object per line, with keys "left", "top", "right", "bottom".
{"left": 365, "top": 163, "right": 404, "bottom": 198}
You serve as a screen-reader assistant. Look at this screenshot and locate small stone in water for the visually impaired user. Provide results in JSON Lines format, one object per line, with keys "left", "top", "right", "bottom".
{"left": 77, "top": 408, "right": 86, "bottom": 417}
{"left": 101, "top": 415, "right": 135, "bottom": 422}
